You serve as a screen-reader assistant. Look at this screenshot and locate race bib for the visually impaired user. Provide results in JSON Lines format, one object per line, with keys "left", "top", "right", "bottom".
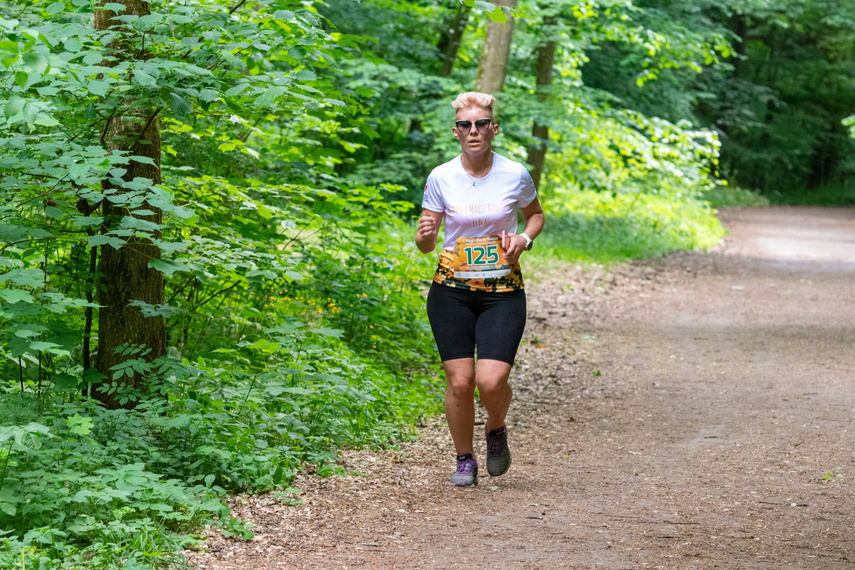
{"left": 452, "top": 235, "right": 511, "bottom": 279}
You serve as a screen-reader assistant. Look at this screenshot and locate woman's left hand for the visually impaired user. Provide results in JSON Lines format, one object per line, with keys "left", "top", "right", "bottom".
{"left": 502, "top": 231, "right": 528, "bottom": 265}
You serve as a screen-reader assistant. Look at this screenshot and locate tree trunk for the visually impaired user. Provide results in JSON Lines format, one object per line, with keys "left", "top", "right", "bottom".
{"left": 94, "top": 0, "right": 166, "bottom": 408}
{"left": 475, "top": 0, "right": 516, "bottom": 94}
{"left": 437, "top": 2, "right": 472, "bottom": 77}
{"left": 527, "top": 16, "right": 557, "bottom": 189}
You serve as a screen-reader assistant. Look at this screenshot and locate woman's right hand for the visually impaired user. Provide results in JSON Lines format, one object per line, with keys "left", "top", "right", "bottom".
{"left": 416, "top": 210, "right": 442, "bottom": 253}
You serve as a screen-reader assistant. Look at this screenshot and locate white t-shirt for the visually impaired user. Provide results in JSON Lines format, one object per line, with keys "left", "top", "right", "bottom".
{"left": 422, "top": 153, "right": 537, "bottom": 251}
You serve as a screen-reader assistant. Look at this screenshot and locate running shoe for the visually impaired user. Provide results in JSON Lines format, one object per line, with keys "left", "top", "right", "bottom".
{"left": 486, "top": 426, "right": 511, "bottom": 476}
{"left": 449, "top": 454, "right": 478, "bottom": 487}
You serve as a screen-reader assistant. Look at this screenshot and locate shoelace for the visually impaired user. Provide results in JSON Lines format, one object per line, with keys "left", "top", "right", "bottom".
{"left": 487, "top": 429, "right": 505, "bottom": 456}
{"left": 457, "top": 459, "right": 477, "bottom": 474}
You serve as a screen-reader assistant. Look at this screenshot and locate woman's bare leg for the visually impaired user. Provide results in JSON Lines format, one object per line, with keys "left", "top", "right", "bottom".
{"left": 442, "top": 358, "right": 476, "bottom": 455}
{"left": 475, "top": 359, "right": 513, "bottom": 431}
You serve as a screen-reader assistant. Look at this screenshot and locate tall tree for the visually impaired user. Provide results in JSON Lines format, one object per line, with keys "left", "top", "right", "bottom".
{"left": 93, "top": 0, "right": 165, "bottom": 407}
{"left": 527, "top": 13, "right": 558, "bottom": 188}
{"left": 476, "top": 0, "right": 516, "bottom": 93}
{"left": 437, "top": 2, "right": 472, "bottom": 77}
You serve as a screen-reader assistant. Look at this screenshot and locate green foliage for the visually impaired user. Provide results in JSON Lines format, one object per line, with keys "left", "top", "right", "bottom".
{"left": 0, "top": 0, "right": 443, "bottom": 567}
{"left": 766, "top": 184, "right": 855, "bottom": 206}
{"left": 702, "top": 185, "right": 770, "bottom": 208}
{"left": 533, "top": 188, "right": 725, "bottom": 263}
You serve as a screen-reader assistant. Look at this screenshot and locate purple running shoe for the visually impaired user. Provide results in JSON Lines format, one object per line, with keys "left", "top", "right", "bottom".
{"left": 449, "top": 454, "right": 478, "bottom": 487}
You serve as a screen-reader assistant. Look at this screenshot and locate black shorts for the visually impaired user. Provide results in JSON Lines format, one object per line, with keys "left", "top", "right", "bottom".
{"left": 425, "top": 282, "right": 526, "bottom": 365}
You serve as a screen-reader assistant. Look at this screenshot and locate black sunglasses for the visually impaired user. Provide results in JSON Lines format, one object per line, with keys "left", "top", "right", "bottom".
{"left": 455, "top": 118, "right": 493, "bottom": 133}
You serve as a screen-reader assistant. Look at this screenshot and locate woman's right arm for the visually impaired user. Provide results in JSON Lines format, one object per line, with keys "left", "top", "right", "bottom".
{"left": 416, "top": 209, "right": 443, "bottom": 253}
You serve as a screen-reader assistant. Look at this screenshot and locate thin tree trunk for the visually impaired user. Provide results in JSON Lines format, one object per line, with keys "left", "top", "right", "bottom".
{"left": 437, "top": 2, "right": 472, "bottom": 77}
{"left": 475, "top": 0, "right": 516, "bottom": 94}
{"left": 527, "top": 16, "right": 557, "bottom": 189}
{"left": 94, "top": 0, "right": 166, "bottom": 408}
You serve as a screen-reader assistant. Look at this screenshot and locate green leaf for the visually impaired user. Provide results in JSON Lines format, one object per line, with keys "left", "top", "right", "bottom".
{"left": 0, "top": 289, "right": 36, "bottom": 304}
{"left": 67, "top": 414, "right": 94, "bottom": 436}
{"left": 129, "top": 155, "right": 156, "bottom": 165}
{"left": 35, "top": 115, "right": 61, "bottom": 127}
{"left": 15, "top": 71, "right": 29, "bottom": 89}
{"left": 248, "top": 339, "right": 280, "bottom": 353}
{"left": 71, "top": 216, "right": 104, "bottom": 228}
{"left": 278, "top": 386, "right": 313, "bottom": 396}
{"left": 292, "top": 70, "right": 316, "bottom": 81}
{"left": 64, "top": 37, "right": 83, "bottom": 52}
{"left": 14, "top": 326, "right": 43, "bottom": 338}
{"left": 4, "top": 97, "right": 25, "bottom": 118}
{"left": 82, "top": 51, "right": 102, "bottom": 65}
{"left": 486, "top": 5, "right": 507, "bottom": 24}
{"left": 255, "top": 86, "right": 289, "bottom": 107}
{"left": 198, "top": 89, "right": 218, "bottom": 102}
{"left": 170, "top": 92, "right": 193, "bottom": 117}
{"left": 28, "top": 341, "right": 60, "bottom": 352}
{"left": 225, "top": 84, "right": 248, "bottom": 97}
{"left": 102, "top": 2, "right": 127, "bottom": 11}
{"left": 0, "top": 268, "right": 43, "bottom": 287}
{"left": 0, "top": 40, "right": 18, "bottom": 54}
{"left": 169, "top": 205, "right": 195, "bottom": 219}
{"left": 69, "top": 162, "right": 90, "bottom": 180}
{"left": 134, "top": 69, "right": 156, "bottom": 86}
{"left": 88, "top": 80, "right": 110, "bottom": 97}
{"left": 87, "top": 235, "right": 126, "bottom": 249}
{"left": 314, "top": 327, "right": 344, "bottom": 338}
{"left": 47, "top": 2, "right": 65, "bottom": 14}
{"left": 148, "top": 259, "right": 191, "bottom": 276}
{"left": 22, "top": 53, "right": 48, "bottom": 75}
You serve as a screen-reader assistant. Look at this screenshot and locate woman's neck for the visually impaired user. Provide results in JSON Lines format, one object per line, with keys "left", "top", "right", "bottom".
{"left": 461, "top": 149, "right": 494, "bottom": 178}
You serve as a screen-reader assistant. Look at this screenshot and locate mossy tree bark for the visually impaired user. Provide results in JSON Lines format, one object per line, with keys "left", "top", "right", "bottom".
{"left": 93, "top": 0, "right": 166, "bottom": 408}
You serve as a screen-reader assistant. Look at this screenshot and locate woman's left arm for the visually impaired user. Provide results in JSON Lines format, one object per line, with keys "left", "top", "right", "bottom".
{"left": 503, "top": 197, "right": 545, "bottom": 265}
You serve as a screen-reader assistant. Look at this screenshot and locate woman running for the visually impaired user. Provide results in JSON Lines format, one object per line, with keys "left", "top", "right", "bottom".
{"left": 416, "top": 92, "right": 545, "bottom": 487}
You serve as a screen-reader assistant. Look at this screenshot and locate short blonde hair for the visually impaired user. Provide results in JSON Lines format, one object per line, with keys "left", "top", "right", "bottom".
{"left": 452, "top": 92, "right": 496, "bottom": 118}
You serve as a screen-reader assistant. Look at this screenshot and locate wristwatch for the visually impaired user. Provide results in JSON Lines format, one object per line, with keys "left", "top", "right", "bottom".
{"left": 520, "top": 232, "right": 533, "bottom": 250}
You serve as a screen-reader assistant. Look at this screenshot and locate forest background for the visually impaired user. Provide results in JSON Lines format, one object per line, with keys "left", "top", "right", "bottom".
{"left": 1, "top": 0, "right": 853, "bottom": 567}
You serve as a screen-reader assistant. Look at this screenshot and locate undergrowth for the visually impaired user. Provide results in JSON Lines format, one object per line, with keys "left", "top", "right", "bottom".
{"left": 767, "top": 184, "right": 855, "bottom": 206}
{"left": 533, "top": 189, "right": 725, "bottom": 264}
{"left": 0, "top": 213, "right": 443, "bottom": 569}
{"left": 701, "top": 185, "right": 771, "bottom": 208}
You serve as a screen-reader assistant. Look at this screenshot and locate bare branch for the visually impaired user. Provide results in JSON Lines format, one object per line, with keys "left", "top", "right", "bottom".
{"left": 229, "top": 0, "right": 247, "bottom": 15}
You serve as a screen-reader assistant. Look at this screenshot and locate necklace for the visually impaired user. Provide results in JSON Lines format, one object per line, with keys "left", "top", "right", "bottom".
{"left": 463, "top": 152, "right": 493, "bottom": 187}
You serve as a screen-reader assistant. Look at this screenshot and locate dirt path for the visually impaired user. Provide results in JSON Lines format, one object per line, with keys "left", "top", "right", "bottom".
{"left": 188, "top": 206, "right": 855, "bottom": 569}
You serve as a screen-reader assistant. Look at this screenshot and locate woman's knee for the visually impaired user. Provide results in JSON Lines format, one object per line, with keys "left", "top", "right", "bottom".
{"left": 475, "top": 360, "right": 512, "bottom": 397}
{"left": 476, "top": 377, "right": 510, "bottom": 399}
{"left": 446, "top": 375, "right": 476, "bottom": 400}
